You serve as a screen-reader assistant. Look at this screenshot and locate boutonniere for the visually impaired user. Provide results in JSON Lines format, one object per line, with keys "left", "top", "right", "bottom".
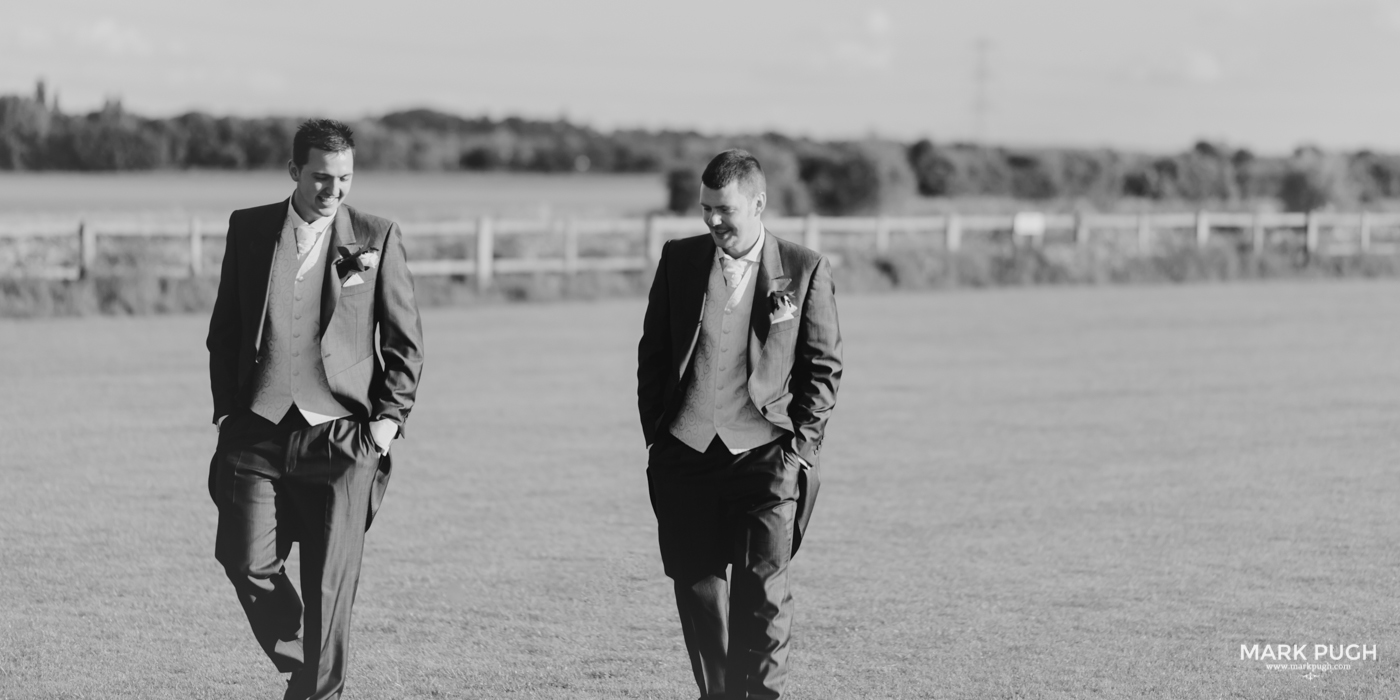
{"left": 335, "top": 245, "right": 381, "bottom": 277}
{"left": 768, "top": 276, "right": 796, "bottom": 324}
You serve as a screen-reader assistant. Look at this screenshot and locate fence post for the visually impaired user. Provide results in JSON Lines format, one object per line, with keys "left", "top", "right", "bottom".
{"left": 78, "top": 220, "right": 95, "bottom": 279}
{"left": 1195, "top": 210, "right": 1210, "bottom": 248}
{"left": 1136, "top": 213, "right": 1151, "bottom": 254}
{"left": 645, "top": 214, "right": 662, "bottom": 270}
{"left": 803, "top": 214, "right": 820, "bottom": 252}
{"left": 945, "top": 213, "right": 962, "bottom": 253}
{"left": 1074, "top": 211, "right": 1089, "bottom": 247}
{"left": 1251, "top": 209, "right": 1264, "bottom": 255}
{"left": 1359, "top": 211, "right": 1372, "bottom": 254}
{"left": 875, "top": 215, "right": 890, "bottom": 254}
{"left": 475, "top": 215, "right": 493, "bottom": 292}
{"left": 1305, "top": 210, "right": 1319, "bottom": 257}
{"left": 563, "top": 218, "right": 579, "bottom": 276}
{"left": 189, "top": 217, "right": 203, "bottom": 277}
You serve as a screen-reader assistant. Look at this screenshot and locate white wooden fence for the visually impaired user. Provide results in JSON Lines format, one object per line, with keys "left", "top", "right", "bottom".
{"left": 1, "top": 210, "right": 1397, "bottom": 288}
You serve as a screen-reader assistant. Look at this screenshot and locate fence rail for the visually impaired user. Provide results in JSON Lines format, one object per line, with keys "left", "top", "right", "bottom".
{"left": 3, "top": 210, "right": 1399, "bottom": 286}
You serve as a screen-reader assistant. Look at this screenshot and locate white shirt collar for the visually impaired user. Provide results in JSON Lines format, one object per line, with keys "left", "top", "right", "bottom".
{"left": 285, "top": 195, "right": 336, "bottom": 235}
{"left": 717, "top": 226, "right": 766, "bottom": 264}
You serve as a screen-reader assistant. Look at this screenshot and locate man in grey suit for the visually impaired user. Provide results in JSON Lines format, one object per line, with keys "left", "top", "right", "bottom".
{"left": 206, "top": 119, "right": 424, "bottom": 700}
{"left": 637, "top": 149, "right": 843, "bottom": 699}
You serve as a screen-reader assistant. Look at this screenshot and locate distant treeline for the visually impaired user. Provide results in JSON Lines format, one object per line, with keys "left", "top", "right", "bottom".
{"left": 2, "top": 83, "right": 1396, "bottom": 215}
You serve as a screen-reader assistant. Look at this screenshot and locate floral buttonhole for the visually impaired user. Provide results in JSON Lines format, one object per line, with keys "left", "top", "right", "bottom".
{"left": 336, "top": 244, "right": 381, "bottom": 278}
{"left": 768, "top": 276, "right": 797, "bottom": 324}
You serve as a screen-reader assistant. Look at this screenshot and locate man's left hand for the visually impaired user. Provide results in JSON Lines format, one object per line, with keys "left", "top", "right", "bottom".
{"left": 369, "top": 418, "right": 397, "bottom": 455}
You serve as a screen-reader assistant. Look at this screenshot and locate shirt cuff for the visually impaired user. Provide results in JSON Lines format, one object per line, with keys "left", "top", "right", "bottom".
{"left": 370, "top": 418, "right": 398, "bottom": 454}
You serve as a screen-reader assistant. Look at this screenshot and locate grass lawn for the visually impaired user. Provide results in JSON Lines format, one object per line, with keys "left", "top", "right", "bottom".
{"left": 1, "top": 281, "right": 1398, "bottom": 699}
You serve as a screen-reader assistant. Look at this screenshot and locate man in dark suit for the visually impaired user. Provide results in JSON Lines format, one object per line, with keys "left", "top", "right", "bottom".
{"left": 638, "top": 149, "right": 843, "bottom": 699}
{"left": 206, "top": 119, "right": 424, "bottom": 700}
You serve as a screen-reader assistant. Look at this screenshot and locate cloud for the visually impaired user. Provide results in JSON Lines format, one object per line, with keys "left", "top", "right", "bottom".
{"left": 244, "top": 71, "right": 290, "bottom": 94}
{"left": 4, "top": 19, "right": 177, "bottom": 58}
{"left": 16, "top": 26, "right": 55, "bottom": 50}
{"left": 865, "top": 7, "right": 893, "bottom": 36}
{"left": 1376, "top": 0, "right": 1400, "bottom": 29}
{"left": 1128, "top": 46, "right": 1226, "bottom": 86}
{"left": 826, "top": 8, "right": 896, "bottom": 73}
{"left": 75, "top": 19, "right": 156, "bottom": 57}
{"left": 1182, "top": 47, "right": 1224, "bottom": 83}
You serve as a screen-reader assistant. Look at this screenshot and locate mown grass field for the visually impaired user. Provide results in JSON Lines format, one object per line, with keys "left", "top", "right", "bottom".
{"left": 2, "top": 282, "right": 1398, "bottom": 699}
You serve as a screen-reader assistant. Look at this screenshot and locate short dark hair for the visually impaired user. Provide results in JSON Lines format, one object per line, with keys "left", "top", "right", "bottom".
{"left": 701, "top": 149, "right": 765, "bottom": 198}
{"left": 292, "top": 118, "right": 355, "bottom": 166}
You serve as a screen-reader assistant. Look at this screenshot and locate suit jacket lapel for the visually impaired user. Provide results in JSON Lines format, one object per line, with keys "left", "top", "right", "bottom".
{"left": 321, "top": 205, "right": 357, "bottom": 332}
{"left": 748, "top": 228, "right": 784, "bottom": 378}
{"left": 251, "top": 200, "right": 288, "bottom": 355}
{"left": 675, "top": 236, "right": 715, "bottom": 380}
{"left": 750, "top": 228, "right": 783, "bottom": 344}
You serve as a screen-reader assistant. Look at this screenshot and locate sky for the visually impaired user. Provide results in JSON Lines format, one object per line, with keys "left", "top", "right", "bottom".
{"left": 3, "top": 0, "right": 1400, "bottom": 153}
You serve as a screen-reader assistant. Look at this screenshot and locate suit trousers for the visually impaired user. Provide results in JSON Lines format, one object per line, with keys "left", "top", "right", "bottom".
{"left": 211, "top": 408, "right": 380, "bottom": 700}
{"left": 647, "top": 431, "right": 801, "bottom": 700}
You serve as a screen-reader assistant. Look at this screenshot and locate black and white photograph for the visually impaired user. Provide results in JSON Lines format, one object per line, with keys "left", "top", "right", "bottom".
{"left": 1, "top": 1, "right": 1397, "bottom": 698}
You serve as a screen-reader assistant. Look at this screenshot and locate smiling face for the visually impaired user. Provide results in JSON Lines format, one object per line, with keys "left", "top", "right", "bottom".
{"left": 288, "top": 147, "right": 354, "bottom": 221}
{"left": 700, "top": 180, "right": 766, "bottom": 258}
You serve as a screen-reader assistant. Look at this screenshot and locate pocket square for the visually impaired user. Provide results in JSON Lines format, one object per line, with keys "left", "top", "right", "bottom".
{"left": 343, "top": 273, "right": 365, "bottom": 288}
{"left": 768, "top": 283, "right": 797, "bottom": 325}
{"left": 770, "top": 298, "right": 796, "bottom": 324}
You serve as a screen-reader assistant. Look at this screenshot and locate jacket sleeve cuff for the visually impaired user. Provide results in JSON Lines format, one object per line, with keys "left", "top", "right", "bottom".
{"left": 371, "top": 413, "right": 405, "bottom": 438}
{"left": 791, "top": 436, "right": 820, "bottom": 469}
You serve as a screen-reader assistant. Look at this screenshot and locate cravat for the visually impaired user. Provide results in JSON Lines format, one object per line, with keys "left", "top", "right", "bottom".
{"left": 720, "top": 256, "right": 746, "bottom": 289}
{"left": 294, "top": 226, "right": 316, "bottom": 256}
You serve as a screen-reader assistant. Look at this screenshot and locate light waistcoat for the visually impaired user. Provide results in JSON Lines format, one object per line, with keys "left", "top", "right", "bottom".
{"left": 668, "top": 255, "right": 784, "bottom": 453}
{"left": 249, "top": 223, "right": 351, "bottom": 423}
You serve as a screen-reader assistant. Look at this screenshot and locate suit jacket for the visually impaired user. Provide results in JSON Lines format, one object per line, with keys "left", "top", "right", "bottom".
{"left": 206, "top": 200, "right": 425, "bottom": 528}
{"left": 638, "top": 230, "right": 842, "bottom": 552}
